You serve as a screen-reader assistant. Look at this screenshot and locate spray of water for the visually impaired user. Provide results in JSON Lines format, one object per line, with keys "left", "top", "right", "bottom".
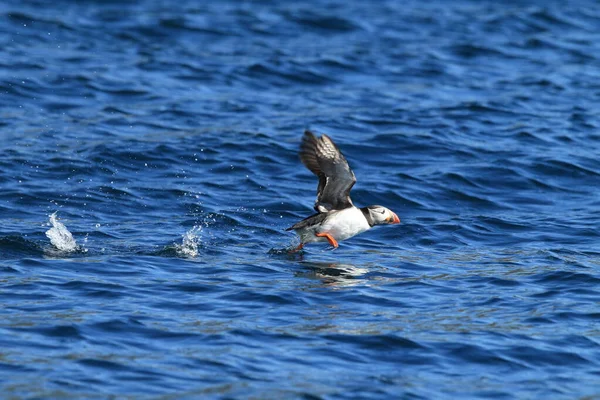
{"left": 45, "top": 212, "right": 79, "bottom": 252}
{"left": 174, "top": 225, "right": 201, "bottom": 257}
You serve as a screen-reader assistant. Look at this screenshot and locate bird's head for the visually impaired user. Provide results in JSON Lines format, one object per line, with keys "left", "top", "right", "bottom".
{"left": 365, "top": 205, "right": 400, "bottom": 226}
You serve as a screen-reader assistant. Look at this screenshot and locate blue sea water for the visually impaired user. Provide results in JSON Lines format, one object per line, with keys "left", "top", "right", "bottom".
{"left": 1, "top": 0, "right": 600, "bottom": 398}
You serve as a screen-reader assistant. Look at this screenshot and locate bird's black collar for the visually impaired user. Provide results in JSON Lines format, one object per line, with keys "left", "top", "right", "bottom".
{"left": 360, "top": 207, "right": 374, "bottom": 227}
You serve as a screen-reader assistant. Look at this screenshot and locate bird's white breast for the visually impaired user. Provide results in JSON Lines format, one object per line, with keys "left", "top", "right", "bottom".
{"left": 320, "top": 207, "right": 371, "bottom": 241}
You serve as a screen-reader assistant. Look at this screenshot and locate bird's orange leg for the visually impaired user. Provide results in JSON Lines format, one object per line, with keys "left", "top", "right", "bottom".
{"left": 289, "top": 243, "right": 304, "bottom": 253}
{"left": 316, "top": 232, "right": 339, "bottom": 248}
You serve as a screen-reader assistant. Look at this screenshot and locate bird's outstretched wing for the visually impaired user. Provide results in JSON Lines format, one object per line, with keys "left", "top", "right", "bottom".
{"left": 299, "top": 130, "right": 356, "bottom": 212}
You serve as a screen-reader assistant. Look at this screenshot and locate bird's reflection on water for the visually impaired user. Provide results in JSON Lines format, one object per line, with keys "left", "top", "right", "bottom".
{"left": 295, "top": 261, "right": 369, "bottom": 287}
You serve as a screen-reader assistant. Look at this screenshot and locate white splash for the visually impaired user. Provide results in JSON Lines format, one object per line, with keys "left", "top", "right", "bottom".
{"left": 175, "top": 226, "right": 201, "bottom": 258}
{"left": 45, "top": 212, "right": 78, "bottom": 252}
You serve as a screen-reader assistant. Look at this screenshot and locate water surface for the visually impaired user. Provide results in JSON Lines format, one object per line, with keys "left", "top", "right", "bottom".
{"left": 1, "top": 0, "right": 600, "bottom": 398}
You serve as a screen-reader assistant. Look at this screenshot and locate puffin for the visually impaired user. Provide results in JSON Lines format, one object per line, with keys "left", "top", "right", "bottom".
{"left": 287, "top": 130, "right": 400, "bottom": 251}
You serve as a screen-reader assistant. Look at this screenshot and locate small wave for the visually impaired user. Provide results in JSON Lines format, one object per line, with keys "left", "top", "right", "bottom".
{"left": 45, "top": 212, "right": 81, "bottom": 253}
{"left": 284, "top": 10, "right": 361, "bottom": 33}
{"left": 0, "top": 235, "right": 44, "bottom": 259}
{"left": 244, "top": 62, "right": 334, "bottom": 86}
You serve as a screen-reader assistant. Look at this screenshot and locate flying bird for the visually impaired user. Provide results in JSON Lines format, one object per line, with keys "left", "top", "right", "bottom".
{"left": 287, "top": 130, "right": 400, "bottom": 251}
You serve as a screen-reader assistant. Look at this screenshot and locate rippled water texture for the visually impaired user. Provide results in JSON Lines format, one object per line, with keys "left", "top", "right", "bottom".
{"left": 1, "top": 0, "right": 600, "bottom": 398}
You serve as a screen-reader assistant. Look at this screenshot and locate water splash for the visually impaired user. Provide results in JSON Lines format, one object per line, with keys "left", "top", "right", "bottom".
{"left": 175, "top": 226, "right": 201, "bottom": 257}
{"left": 268, "top": 236, "right": 306, "bottom": 255}
{"left": 45, "top": 212, "right": 79, "bottom": 252}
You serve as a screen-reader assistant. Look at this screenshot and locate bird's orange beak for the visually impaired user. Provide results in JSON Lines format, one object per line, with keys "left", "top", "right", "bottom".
{"left": 387, "top": 212, "right": 400, "bottom": 224}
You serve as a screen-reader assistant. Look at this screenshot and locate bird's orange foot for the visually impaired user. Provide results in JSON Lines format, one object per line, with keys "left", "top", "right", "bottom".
{"left": 289, "top": 243, "right": 304, "bottom": 253}
{"left": 316, "top": 232, "right": 339, "bottom": 248}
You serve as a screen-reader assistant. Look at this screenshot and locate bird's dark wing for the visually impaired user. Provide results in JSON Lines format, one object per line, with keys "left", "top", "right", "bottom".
{"left": 285, "top": 212, "right": 328, "bottom": 231}
{"left": 299, "top": 130, "right": 356, "bottom": 212}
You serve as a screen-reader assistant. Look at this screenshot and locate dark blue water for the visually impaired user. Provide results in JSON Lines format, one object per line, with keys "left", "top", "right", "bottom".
{"left": 2, "top": 0, "right": 600, "bottom": 398}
